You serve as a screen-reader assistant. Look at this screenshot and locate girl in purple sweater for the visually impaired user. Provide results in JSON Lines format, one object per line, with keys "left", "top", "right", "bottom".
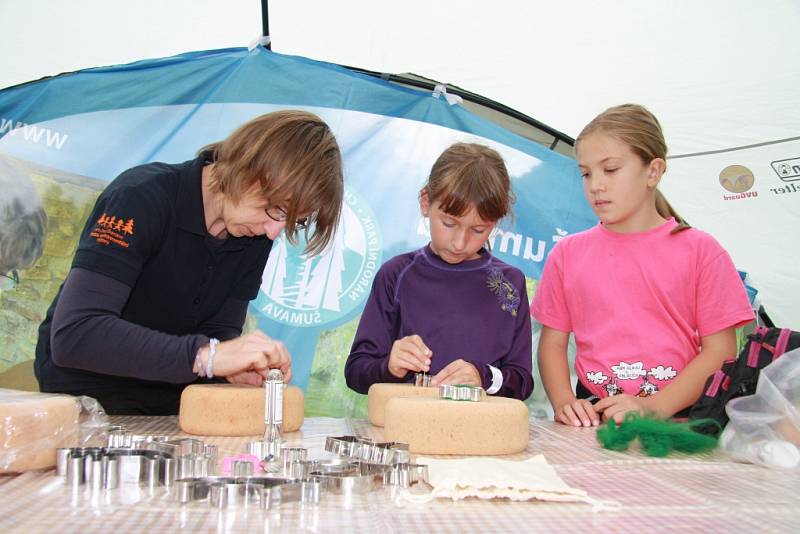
{"left": 345, "top": 143, "right": 533, "bottom": 400}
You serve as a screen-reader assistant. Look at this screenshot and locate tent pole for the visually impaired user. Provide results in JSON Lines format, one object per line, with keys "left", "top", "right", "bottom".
{"left": 261, "top": 0, "right": 271, "bottom": 49}
{"left": 344, "top": 65, "right": 575, "bottom": 149}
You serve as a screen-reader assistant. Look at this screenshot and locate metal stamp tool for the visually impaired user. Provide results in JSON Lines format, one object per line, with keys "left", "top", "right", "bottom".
{"left": 438, "top": 383, "right": 483, "bottom": 402}
{"left": 263, "top": 369, "right": 284, "bottom": 457}
{"left": 245, "top": 370, "right": 286, "bottom": 465}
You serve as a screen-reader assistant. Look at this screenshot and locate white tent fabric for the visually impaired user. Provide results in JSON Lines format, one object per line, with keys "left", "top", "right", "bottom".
{"left": 2, "top": 0, "right": 798, "bottom": 327}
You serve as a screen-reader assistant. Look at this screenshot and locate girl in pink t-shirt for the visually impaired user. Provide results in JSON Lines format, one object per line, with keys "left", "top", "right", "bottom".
{"left": 531, "top": 104, "right": 753, "bottom": 427}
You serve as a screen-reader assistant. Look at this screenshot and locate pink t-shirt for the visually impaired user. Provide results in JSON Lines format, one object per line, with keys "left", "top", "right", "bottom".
{"left": 531, "top": 218, "right": 754, "bottom": 399}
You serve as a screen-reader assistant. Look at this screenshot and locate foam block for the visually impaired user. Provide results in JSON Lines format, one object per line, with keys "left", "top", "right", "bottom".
{"left": 0, "top": 389, "right": 80, "bottom": 473}
{"left": 367, "top": 383, "right": 439, "bottom": 427}
{"left": 179, "top": 383, "right": 304, "bottom": 436}
{"left": 383, "top": 396, "right": 529, "bottom": 455}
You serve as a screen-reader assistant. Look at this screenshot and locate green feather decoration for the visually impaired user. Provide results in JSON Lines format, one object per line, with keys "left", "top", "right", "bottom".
{"left": 596, "top": 412, "right": 720, "bottom": 457}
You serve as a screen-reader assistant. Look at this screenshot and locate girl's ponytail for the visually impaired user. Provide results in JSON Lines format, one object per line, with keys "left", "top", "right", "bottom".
{"left": 655, "top": 189, "right": 691, "bottom": 233}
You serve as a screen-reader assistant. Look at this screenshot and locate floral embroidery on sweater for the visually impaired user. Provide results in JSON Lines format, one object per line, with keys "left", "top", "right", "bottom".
{"left": 486, "top": 267, "right": 520, "bottom": 317}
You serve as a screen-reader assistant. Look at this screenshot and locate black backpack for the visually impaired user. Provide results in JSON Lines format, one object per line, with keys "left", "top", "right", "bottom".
{"left": 689, "top": 326, "right": 800, "bottom": 435}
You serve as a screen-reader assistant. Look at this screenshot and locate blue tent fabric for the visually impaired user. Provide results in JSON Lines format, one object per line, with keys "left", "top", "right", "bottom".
{"left": 0, "top": 46, "right": 596, "bottom": 391}
{"left": 2, "top": 47, "right": 563, "bottom": 157}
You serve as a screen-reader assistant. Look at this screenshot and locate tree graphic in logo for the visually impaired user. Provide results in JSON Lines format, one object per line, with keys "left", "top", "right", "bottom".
{"left": 258, "top": 189, "right": 381, "bottom": 327}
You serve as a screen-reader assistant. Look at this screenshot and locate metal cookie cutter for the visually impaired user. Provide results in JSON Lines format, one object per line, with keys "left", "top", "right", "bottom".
{"left": 325, "top": 436, "right": 410, "bottom": 465}
{"left": 59, "top": 447, "right": 173, "bottom": 489}
{"left": 104, "top": 448, "right": 176, "bottom": 487}
{"left": 279, "top": 446, "right": 307, "bottom": 474}
{"left": 107, "top": 428, "right": 171, "bottom": 450}
{"left": 362, "top": 442, "right": 410, "bottom": 465}
{"left": 147, "top": 437, "right": 210, "bottom": 457}
{"left": 147, "top": 439, "right": 217, "bottom": 479}
{"left": 260, "top": 479, "right": 321, "bottom": 510}
{"left": 310, "top": 462, "right": 390, "bottom": 496}
{"left": 439, "top": 383, "right": 483, "bottom": 402}
{"left": 56, "top": 435, "right": 217, "bottom": 489}
{"left": 414, "top": 372, "right": 432, "bottom": 387}
{"left": 323, "top": 435, "right": 364, "bottom": 458}
{"left": 175, "top": 476, "right": 321, "bottom": 510}
{"left": 246, "top": 440, "right": 277, "bottom": 462}
{"left": 385, "top": 463, "right": 429, "bottom": 488}
{"left": 312, "top": 460, "right": 427, "bottom": 489}
{"left": 283, "top": 459, "right": 323, "bottom": 479}
{"left": 279, "top": 458, "right": 356, "bottom": 484}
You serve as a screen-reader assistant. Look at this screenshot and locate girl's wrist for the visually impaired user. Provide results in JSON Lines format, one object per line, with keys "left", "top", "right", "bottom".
{"left": 550, "top": 389, "right": 578, "bottom": 409}
{"left": 638, "top": 394, "right": 667, "bottom": 416}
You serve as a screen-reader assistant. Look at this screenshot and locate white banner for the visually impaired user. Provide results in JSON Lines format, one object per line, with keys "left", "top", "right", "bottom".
{"left": 663, "top": 139, "right": 800, "bottom": 329}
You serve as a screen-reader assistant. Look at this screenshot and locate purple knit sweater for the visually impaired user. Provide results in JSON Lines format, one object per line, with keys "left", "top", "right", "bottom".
{"left": 345, "top": 245, "right": 534, "bottom": 400}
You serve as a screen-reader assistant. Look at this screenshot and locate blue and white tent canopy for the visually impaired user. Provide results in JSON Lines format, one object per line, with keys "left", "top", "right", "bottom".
{"left": 0, "top": 46, "right": 595, "bottom": 390}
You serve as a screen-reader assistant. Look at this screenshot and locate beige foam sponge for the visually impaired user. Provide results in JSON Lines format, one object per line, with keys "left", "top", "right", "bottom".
{"left": 179, "top": 383, "right": 304, "bottom": 436}
{"left": 367, "top": 383, "right": 439, "bottom": 427}
{"left": 383, "top": 396, "right": 529, "bottom": 455}
{"left": 0, "top": 390, "right": 80, "bottom": 473}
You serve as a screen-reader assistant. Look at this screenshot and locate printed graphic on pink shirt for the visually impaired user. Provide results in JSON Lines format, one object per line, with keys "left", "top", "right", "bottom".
{"left": 585, "top": 361, "right": 678, "bottom": 397}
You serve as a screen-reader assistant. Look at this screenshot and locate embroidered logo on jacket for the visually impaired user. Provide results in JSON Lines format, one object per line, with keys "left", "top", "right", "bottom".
{"left": 486, "top": 267, "right": 519, "bottom": 317}
{"left": 89, "top": 213, "right": 134, "bottom": 248}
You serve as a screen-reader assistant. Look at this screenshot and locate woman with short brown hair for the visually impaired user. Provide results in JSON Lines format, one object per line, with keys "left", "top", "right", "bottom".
{"left": 35, "top": 110, "right": 344, "bottom": 414}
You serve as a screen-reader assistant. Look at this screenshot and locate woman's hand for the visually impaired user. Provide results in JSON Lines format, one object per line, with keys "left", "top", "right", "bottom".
{"left": 554, "top": 398, "right": 600, "bottom": 427}
{"left": 209, "top": 330, "right": 292, "bottom": 383}
{"left": 594, "top": 394, "right": 649, "bottom": 424}
{"left": 430, "top": 359, "right": 481, "bottom": 387}
{"left": 387, "top": 335, "right": 431, "bottom": 378}
{"left": 225, "top": 370, "right": 265, "bottom": 386}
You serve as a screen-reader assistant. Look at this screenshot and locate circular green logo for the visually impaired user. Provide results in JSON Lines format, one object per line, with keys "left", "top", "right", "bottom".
{"left": 256, "top": 188, "right": 382, "bottom": 327}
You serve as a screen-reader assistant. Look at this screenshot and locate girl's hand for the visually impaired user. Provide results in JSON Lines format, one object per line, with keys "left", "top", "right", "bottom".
{"left": 594, "top": 394, "right": 649, "bottom": 423}
{"left": 387, "top": 335, "right": 432, "bottom": 378}
{"left": 211, "top": 331, "right": 293, "bottom": 383}
{"left": 431, "top": 359, "right": 481, "bottom": 387}
{"left": 554, "top": 398, "right": 600, "bottom": 427}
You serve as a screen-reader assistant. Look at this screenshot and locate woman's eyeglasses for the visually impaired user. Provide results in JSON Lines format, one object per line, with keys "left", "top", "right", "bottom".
{"left": 265, "top": 207, "right": 309, "bottom": 230}
{"left": 0, "top": 270, "right": 19, "bottom": 291}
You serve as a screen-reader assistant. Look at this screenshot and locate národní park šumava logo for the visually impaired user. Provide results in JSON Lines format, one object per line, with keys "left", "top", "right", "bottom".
{"left": 256, "top": 188, "right": 382, "bottom": 327}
